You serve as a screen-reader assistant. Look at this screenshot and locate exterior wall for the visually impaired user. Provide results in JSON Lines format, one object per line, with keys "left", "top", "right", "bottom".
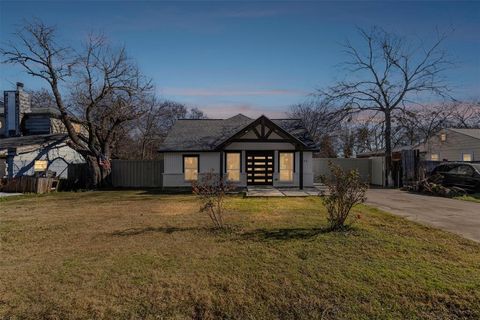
{"left": 421, "top": 129, "right": 480, "bottom": 161}
{"left": 162, "top": 150, "right": 314, "bottom": 188}
{"left": 24, "top": 115, "right": 52, "bottom": 134}
{"left": 163, "top": 152, "right": 221, "bottom": 187}
{"left": 7, "top": 143, "right": 84, "bottom": 178}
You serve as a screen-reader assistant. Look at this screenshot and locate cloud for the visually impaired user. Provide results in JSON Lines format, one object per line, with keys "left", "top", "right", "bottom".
{"left": 161, "top": 87, "right": 307, "bottom": 97}
{"left": 193, "top": 103, "right": 288, "bottom": 119}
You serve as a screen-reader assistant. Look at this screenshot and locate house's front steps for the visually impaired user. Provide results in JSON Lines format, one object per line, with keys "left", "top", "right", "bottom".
{"left": 245, "top": 185, "right": 323, "bottom": 197}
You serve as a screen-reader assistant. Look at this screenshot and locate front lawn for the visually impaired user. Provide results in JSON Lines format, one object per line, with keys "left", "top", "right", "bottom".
{"left": 0, "top": 191, "right": 479, "bottom": 319}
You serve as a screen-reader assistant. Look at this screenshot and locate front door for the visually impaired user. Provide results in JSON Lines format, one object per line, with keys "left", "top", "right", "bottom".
{"left": 246, "top": 151, "right": 274, "bottom": 185}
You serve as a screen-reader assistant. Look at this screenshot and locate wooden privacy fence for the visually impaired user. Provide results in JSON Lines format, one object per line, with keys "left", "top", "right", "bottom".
{"left": 0, "top": 176, "right": 59, "bottom": 194}
{"left": 111, "top": 160, "right": 163, "bottom": 188}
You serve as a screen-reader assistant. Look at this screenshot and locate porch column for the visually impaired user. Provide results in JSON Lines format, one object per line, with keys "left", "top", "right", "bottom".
{"left": 219, "top": 151, "right": 224, "bottom": 178}
{"left": 299, "top": 150, "right": 304, "bottom": 189}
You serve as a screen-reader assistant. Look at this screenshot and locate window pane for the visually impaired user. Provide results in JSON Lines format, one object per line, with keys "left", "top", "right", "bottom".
{"left": 279, "top": 153, "right": 294, "bottom": 181}
{"left": 227, "top": 170, "right": 240, "bottom": 181}
{"left": 34, "top": 160, "right": 48, "bottom": 172}
{"left": 463, "top": 154, "right": 472, "bottom": 162}
{"left": 184, "top": 157, "right": 198, "bottom": 181}
{"left": 185, "top": 169, "right": 197, "bottom": 181}
{"left": 226, "top": 153, "right": 240, "bottom": 181}
{"left": 184, "top": 156, "right": 198, "bottom": 169}
{"left": 431, "top": 154, "right": 439, "bottom": 161}
{"left": 226, "top": 153, "right": 240, "bottom": 170}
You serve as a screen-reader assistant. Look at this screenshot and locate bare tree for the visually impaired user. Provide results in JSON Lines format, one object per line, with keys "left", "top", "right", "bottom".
{"left": 396, "top": 103, "right": 454, "bottom": 146}
{"left": 289, "top": 97, "right": 350, "bottom": 157}
{"left": 449, "top": 101, "right": 480, "bottom": 128}
{"left": 2, "top": 20, "right": 152, "bottom": 187}
{"left": 323, "top": 27, "right": 452, "bottom": 186}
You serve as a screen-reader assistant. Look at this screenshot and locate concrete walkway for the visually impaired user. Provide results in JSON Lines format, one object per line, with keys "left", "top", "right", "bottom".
{"left": 366, "top": 189, "right": 480, "bottom": 242}
{"left": 0, "top": 192, "right": 22, "bottom": 198}
{"left": 246, "top": 186, "right": 321, "bottom": 197}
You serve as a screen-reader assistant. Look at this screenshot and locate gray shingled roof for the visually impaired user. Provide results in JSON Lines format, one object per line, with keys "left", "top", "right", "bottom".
{"left": 158, "top": 114, "right": 318, "bottom": 151}
{"left": 0, "top": 134, "right": 68, "bottom": 151}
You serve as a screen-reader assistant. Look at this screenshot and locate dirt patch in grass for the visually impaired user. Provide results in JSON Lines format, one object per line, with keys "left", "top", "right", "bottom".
{"left": 0, "top": 191, "right": 479, "bottom": 319}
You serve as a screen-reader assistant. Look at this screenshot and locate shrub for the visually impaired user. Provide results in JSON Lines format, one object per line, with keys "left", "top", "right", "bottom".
{"left": 321, "top": 162, "right": 368, "bottom": 230}
{"left": 192, "top": 171, "right": 236, "bottom": 229}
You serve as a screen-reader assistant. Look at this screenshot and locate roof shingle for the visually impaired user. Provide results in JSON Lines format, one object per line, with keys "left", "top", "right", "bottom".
{"left": 158, "top": 114, "right": 318, "bottom": 151}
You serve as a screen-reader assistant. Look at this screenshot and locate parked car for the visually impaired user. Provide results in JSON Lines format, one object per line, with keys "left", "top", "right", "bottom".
{"left": 430, "top": 162, "right": 480, "bottom": 193}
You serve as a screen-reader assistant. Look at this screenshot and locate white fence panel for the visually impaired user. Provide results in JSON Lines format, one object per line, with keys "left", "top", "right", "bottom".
{"left": 370, "top": 156, "right": 385, "bottom": 186}
{"left": 312, "top": 158, "right": 372, "bottom": 183}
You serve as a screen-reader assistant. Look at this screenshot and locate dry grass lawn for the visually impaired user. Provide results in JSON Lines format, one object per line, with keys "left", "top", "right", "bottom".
{"left": 0, "top": 191, "right": 479, "bottom": 319}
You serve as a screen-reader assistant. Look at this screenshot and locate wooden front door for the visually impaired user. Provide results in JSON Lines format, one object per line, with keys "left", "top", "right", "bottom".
{"left": 246, "top": 151, "right": 274, "bottom": 185}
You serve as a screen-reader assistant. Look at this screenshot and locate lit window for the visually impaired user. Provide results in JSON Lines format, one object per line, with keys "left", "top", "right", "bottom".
{"left": 34, "top": 160, "right": 48, "bottom": 172}
{"left": 440, "top": 133, "right": 446, "bottom": 142}
{"left": 226, "top": 153, "right": 241, "bottom": 181}
{"left": 184, "top": 156, "right": 198, "bottom": 181}
{"left": 430, "top": 154, "right": 439, "bottom": 161}
{"left": 462, "top": 153, "right": 472, "bottom": 162}
{"left": 279, "top": 152, "right": 294, "bottom": 181}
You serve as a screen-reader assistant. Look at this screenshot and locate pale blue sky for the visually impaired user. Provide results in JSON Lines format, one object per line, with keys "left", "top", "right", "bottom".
{"left": 1, "top": 1, "right": 479, "bottom": 117}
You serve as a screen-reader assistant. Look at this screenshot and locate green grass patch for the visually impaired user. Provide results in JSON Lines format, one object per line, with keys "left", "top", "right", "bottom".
{"left": 0, "top": 191, "right": 479, "bottom": 319}
{"left": 455, "top": 193, "right": 480, "bottom": 203}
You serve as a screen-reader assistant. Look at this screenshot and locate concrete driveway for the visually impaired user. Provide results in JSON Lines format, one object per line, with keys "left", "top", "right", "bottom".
{"left": 366, "top": 189, "right": 480, "bottom": 242}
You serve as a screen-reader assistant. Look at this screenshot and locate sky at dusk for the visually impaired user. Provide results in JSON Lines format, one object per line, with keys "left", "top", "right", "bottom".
{"left": 1, "top": 1, "right": 479, "bottom": 118}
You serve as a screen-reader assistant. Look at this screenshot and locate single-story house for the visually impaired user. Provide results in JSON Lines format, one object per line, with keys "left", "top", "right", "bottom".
{"left": 420, "top": 128, "right": 480, "bottom": 162}
{"left": 158, "top": 114, "right": 319, "bottom": 189}
{"left": 0, "top": 133, "right": 84, "bottom": 179}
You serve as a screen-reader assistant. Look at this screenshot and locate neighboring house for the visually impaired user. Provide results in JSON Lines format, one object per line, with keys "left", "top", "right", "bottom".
{"left": 158, "top": 114, "right": 318, "bottom": 189}
{"left": 0, "top": 134, "right": 84, "bottom": 178}
{"left": 420, "top": 128, "right": 480, "bottom": 162}
{"left": 0, "top": 83, "right": 85, "bottom": 179}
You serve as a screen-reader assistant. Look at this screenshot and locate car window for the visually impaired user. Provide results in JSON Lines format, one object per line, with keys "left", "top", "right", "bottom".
{"left": 435, "top": 164, "right": 455, "bottom": 173}
{"left": 448, "top": 165, "right": 474, "bottom": 176}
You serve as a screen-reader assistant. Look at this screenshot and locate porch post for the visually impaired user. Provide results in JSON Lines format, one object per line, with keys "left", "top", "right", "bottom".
{"left": 219, "top": 151, "right": 224, "bottom": 178}
{"left": 299, "top": 150, "right": 304, "bottom": 190}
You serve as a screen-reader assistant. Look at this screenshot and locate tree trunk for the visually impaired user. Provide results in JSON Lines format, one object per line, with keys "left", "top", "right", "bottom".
{"left": 384, "top": 109, "right": 393, "bottom": 187}
{"left": 85, "top": 155, "right": 111, "bottom": 189}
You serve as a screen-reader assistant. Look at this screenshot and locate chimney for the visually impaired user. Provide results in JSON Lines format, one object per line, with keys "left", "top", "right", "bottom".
{"left": 4, "top": 82, "right": 30, "bottom": 137}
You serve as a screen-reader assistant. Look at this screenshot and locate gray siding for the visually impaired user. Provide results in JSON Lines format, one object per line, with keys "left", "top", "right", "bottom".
{"left": 421, "top": 129, "right": 480, "bottom": 161}
{"left": 8, "top": 143, "right": 84, "bottom": 178}
{"left": 24, "top": 115, "right": 51, "bottom": 134}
